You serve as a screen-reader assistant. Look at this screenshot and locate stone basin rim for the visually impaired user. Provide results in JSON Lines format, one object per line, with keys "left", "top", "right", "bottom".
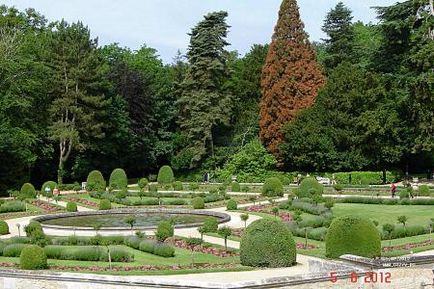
{"left": 32, "top": 208, "right": 231, "bottom": 231}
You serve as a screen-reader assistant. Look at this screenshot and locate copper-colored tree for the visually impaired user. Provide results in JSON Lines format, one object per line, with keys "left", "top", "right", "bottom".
{"left": 260, "top": 0, "right": 325, "bottom": 158}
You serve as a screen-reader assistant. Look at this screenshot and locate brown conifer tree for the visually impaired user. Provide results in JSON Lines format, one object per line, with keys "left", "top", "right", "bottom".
{"left": 260, "top": 0, "right": 325, "bottom": 158}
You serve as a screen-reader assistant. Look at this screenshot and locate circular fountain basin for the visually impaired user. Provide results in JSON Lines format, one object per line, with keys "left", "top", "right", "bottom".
{"left": 33, "top": 208, "right": 230, "bottom": 231}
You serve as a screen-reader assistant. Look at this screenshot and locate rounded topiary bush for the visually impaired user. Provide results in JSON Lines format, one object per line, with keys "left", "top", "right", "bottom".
{"left": 66, "top": 202, "right": 77, "bottom": 212}
{"left": 231, "top": 182, "right": 241, "bottom": 192}
{"left": 240, "top": 219, "right": 296, "bottom": 267}
{"left": 226, "top": 199, "right": 238, "bottom": 210}
{"left": 157, "top": 165, "right": 174, "bottom": 185}
{"left": 0, "top": 220, "right": 9, "bottom": 235}
{"left": 109, "top": 168, "right": 128, "bottom": 190}
{"left": 86, "top": 170, "right": 106, "bottom": 191}
{"left": 262, "top": 177, "right": 283, "bottom": 197}
{"left": 191, "top": 197, "right": 205, "bottom": 209}
{"left": 138, "top": 178, "right": 148, "bottom": 190}
{"left": 41, "top": 181, "right": 57, "bottom": 193}
{"left": 172, "top": 181, "right": 183, "bottom": 191}
{"left": 20, "top": 183, "right": 36, "bottom": 199}
{"left": 298, "top": 178, "right": 324, "bottom": 198}
{"left": 325, "top": 216, "right": 381, "bottom": 259}
{"left": 156, "top": 221, "right": 174, "bottom": 242}
{"left": 20, "top": 245, "right": 47, "bottom": 270}
{"left": 99, "top": 199, "right": 111, "bottom": 210}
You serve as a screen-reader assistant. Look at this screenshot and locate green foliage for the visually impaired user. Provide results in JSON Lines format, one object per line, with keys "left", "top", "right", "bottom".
{"left": 226, "top": 199, "right": 238, "bottom": 210}
{"left": 139, "top": 240, "right": 155, "bottom": 253}
{"left": 86, "top": 170, "right": 106, "bottom": 191}
{"left": 157, "top": 165, "right": 174, "bottom": 184}
{"left": 20, "top": 245, "right": 47, "bottom": 270}
{"left": 326, "top": 172, "right": 397, "bottom": 185}
{"left": 138, "top": 178, "right": 148, "bottom": 189}
{"left": 397, "top": 215, "right": 407, "bottom": 227}
{"left": 333, "top": 184, "right": 344, "bottom": 192}
{"left": 230, "top": 182, "right": 241, "bottom": 192}
{"left": 240, "top": 219, "right": 296, "bottom": 267}
{"left": 203, "top": 217, "right": 218, "bottom": 233}
{"left": 0, "top": 220, "right": 9, "bottom": 235}
{"left": 0, "top": 201, "right": 26, "bottom": 213}
{"left": 191, "top": 197, "right": 205, "bottom": 209}
{"left": 44, "top": 245, "right": 133, "bottom": 262}
{"left": 3, "top": 243, "right": 29, "bottom": 257}
{"left": 124, "top": 236, "right": 142, "bottom": 249}
{"left": 262, "top": 177, "right": 283, "bottom": 197}
{"left": 172, "top": 181, "right": 183, "bottom": 191}
{"left": 66, "top": 202, "right": 77, "bottom": 212}
{"left": 155, "top": 221, "right": 174, "bottom": 242}
{"left": 325, "top": 216, "right": 381, "bottom": 258}
{"left": 153, "top": 243, "right": 175, "bottom": 257}
{"left": 109, "top": 168, "right": 128, "bottom": 190}
{"left": 41, "top": 181, "right": 57, "bottom": 193}
{"left": 99, "top": 199, "right": 111, "bottom": 210}
{"left": 418, "top": 185, "right": 430, "bottom": 196}
{"left": 298, "top": 178, "right": 323, "bottom": 198}
{"left": 217, "top": 139, "right": 277, "bottom": 182}
{"left": 19, "top": 183, "right": 36, "bottom": 199}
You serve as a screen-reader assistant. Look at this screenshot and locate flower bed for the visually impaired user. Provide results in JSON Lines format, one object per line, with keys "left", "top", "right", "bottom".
{"left": 31, "top": 200, "right": 63, "bottom": 213}
{"left": 167, "top": 238, "right": 238, "bottom": 257}
{"left": 66, "top": 197, "right": 98, "bottom": 208}
{"left": 382, "top": 239, "right": 434, "bottom": 252}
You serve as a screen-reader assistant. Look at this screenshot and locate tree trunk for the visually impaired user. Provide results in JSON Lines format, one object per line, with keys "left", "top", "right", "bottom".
{"left": 382, "top": 168, "right": 387, "bottom": 184}
{"left": 224, "top": 238, "right": 227, "bottom": 250}
{"left": 107, "top": 247, "right": 112, "bottom": 270}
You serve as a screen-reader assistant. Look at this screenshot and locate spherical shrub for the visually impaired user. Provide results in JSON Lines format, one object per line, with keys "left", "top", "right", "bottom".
{"left": 226, "top": 199, "right": 238, "bottom": 210}
{"left": 231, "top": 182, "right": 241, "bottom": 192}
{"left": 325, "top": 216, "right": 381, "bottom": 259}
{"left": 24, "top": 221, "right": 43, "bottom": 237}
{"left": 298, "top": 178, "right": 324, "bottom": 198}
{"left": 155, "top": 221, "right": 174, "bottom": 242}
{"left": 99, "top": 199, "right": 111, "bottom": 210}
{"left": 20, "top": 245, "right": 47, "bottom": 270}
{"left": 191, "top": 197, "right": 205, "bottom": 209}
{"left": 20, "top": 183, "right": 36, "bottom": 199}
{"left": 0, "top": 220, "right": 9, "bottom": 235}
{"left": 240, "top": 219, "right": 296, "bottom": 267}
{"left": 66, "top": 202, "right": 77, "bottom": 212}
{"left": 109, "top": 168, "right": 128, "bottom": 190}
{"left": 157, "top": 165, "right": 174, "bottom": 185}
{"left": 262, "top": 177, "right": 283, "bottom": 197}
{"left": 203, "top": 217, "right": 218, "bottom": 233}
{"left": 418, "top": 185, "right": 430, "bottom": 196}
{"left": 172, "top": 181, "right": 183, "bottom": 191}
{"left": 41, "top": 181, "right": 57, "bottom": 193}
{"left": 86, "top": 170, "right": 106, "bottom": 191}
{"left": 138, "top": 178, "right": 148, "bottom": 189}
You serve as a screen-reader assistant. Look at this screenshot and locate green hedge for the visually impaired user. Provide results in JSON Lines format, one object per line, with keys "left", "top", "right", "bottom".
{"left": 262, "top": 177, "right": 283, "bottom": 197}
{"left": 203, "top": 217, "right": 218, "bottom": 233}
{"left": 0, "top": 201, "right": 26, "bottom": 213}
{"left": 157, "top": 165, "right": 174, "bottom": 185}
{"left": 87, "top": 170, "right": 106, "bottom": 191}
{"left": 41, "top": 181, "right": 57, "bottom": 193}
{"left": 99, "top": 199, "right": 111, "bottom": 210}
{"left": 19, "top": 183, "right": 36, "bottom": 199}
{"left": 66, "top": 202, "right": 77, "bottom": 212}
{"left": 291, "top": 200, "right": 328, "bottom": 215}
{"left": 325, "top": 171, "right": 398, "bottom": 185}
{"left": 172, "top": 181, "right": 183, "bottom": 191}
{"left": 44, "top": 245, "right": 133, "bottom": 262}
{"left": 20, "top": 245, "right": 47, "bottom": 270}
{"left": 240, "top": 219, "right": 296, "bottom": 267}
{"left": 3, "top": 243, "right": 29, "bottom": 257}
{"left": 231, "top": 182, "right": 241, "bottom": 192}
{"left": 155, "top": 221, "right": 174, "bottom": 242}
{"left": 328, "top": 196, "right": 434, "bottom": 206}
{"left": 226, "top": 199, "right": 237, "bottom": 210}
{"left": 0, "top": 220, "right": 9, "bottom": 235}
{"left": 298, "top": 178, "right": 323, "bottom": 198}
{"left": 138, "top": 178, "right": 149, "bottom": 189}
{"left": 109, "top": 168, "right": 128, "bottom": 190}
{"left": 191, "top": 197, "right": 205, "bottom": 209}
{"left": 325, "top": 216, "right": 381, "bottom": 258}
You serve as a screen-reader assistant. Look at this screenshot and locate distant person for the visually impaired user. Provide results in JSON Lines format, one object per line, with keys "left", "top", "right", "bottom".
{"left": 390, "top": 183, "right": 397, "bottom": 198}
{"left": 203, "top": 172, "right": 209, "bottom": 183}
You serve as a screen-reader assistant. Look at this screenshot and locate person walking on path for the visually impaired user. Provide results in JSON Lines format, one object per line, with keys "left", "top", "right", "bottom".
{"left": 391, "top": 183, "right": 397, "bottom": 198}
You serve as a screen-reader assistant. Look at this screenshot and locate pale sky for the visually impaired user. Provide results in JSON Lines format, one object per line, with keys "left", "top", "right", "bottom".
{"left": 1, "top": 0, "right": 403, "bottom": 63}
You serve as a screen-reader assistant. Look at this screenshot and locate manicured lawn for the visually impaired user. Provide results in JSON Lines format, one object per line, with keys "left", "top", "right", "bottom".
{"left": 332, "top": 203, "right": 434, "bottom": 226}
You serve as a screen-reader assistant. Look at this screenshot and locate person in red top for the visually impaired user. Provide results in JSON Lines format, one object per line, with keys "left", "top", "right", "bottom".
{"left": 391, "top": 183, "right": 397, "bottom": 198}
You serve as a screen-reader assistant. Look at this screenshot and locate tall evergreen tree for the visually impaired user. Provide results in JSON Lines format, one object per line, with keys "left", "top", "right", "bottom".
{"left": 46, "top": 20, "right": 108, "bottom": 184}
{"left": 321, "top": 2, "right": 355, "bottom": 71}
{"left": 260, "top": 0, "right": 325, "bottom": 158}
{"left": 177, "top": 11, "right": 232, "bottom": 168}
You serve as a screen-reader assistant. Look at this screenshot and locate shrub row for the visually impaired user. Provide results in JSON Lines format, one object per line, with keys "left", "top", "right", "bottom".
{"left": 52, "top": 235, "right": 125, "bottom": 246}
{"left": 0, "top": 201, "right": 26, "bottom": 213}
{"left": 287, "top": 224, "right": 328, "bottom": 241}
{"left": 329, "top": 196, "right": 434, "bottom": 206}
{"left": 324, "top": 171, "right": 398, "bottom": 185}
{"left": 44, "top": 245, "right": 133, "bottom": 262}
{"left": 124, "top": 236, "right": 174, "bottom": 258}
{"left": 291, "top": 200, "right": 328, "bottom": 215}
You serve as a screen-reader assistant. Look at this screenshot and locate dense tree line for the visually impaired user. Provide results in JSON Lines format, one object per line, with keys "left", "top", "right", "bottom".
{"left": 0, "top": 0, "right": 432, "bottom": 193}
